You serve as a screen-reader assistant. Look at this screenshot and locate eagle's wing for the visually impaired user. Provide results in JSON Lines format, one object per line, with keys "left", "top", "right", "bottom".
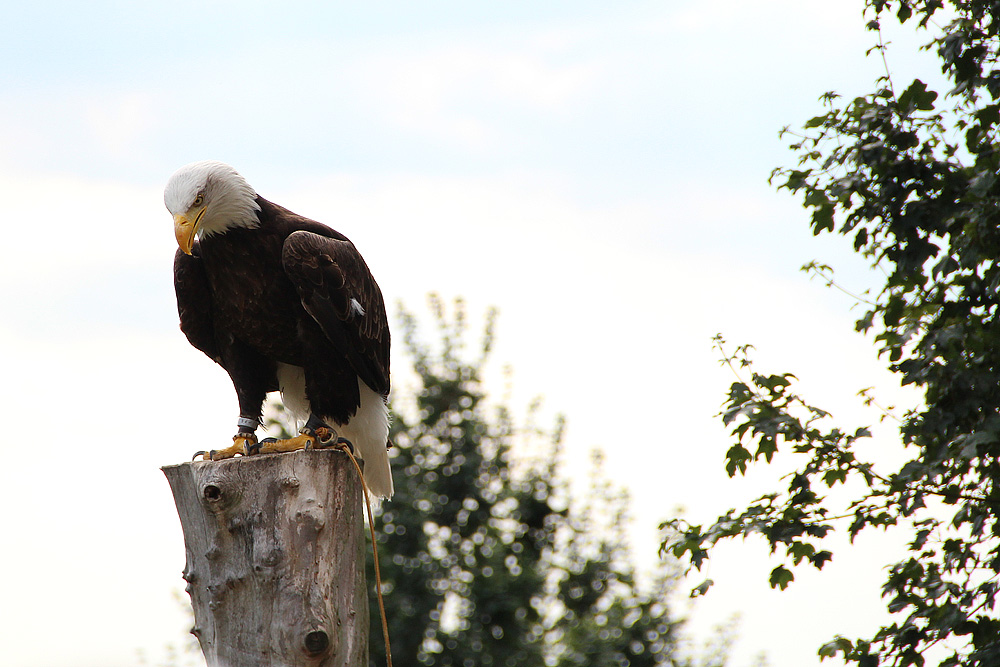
{"left": 174, "top": 247, "right": 220, "bottom": 364}
{"left": 281, "top": 231, "right": 390, "bottom": 397}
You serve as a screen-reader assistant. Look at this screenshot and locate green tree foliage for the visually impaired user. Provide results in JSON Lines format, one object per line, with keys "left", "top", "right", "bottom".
{"left": 663, "top": 3, "right": 1000, "bottom": 666}
{"left": 366, "top": 295, "right": 733, "bottom": 667}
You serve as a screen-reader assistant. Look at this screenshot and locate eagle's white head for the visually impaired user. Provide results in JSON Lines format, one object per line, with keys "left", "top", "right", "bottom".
{"left": 164, "top": 161, "right": 261, "bottom": 254}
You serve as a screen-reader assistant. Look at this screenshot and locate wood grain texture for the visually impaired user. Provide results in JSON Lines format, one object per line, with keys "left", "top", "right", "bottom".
{"left": 163, "top": 449, "right": 368, "bottom": 667}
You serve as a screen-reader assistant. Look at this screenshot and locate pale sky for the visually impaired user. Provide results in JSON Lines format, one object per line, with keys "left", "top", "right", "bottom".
{"left": 0, "top": 3, "right": 935, "bottom": 666}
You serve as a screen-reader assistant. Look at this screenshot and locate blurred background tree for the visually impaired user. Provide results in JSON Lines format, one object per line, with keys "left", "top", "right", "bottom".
{"left": 259, "top": 294, "right": 746, "bottom": 667}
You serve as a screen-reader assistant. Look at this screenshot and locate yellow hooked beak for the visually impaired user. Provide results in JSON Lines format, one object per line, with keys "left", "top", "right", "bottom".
{"left": 173, "top": 207, "right": 206, "bottom": 255}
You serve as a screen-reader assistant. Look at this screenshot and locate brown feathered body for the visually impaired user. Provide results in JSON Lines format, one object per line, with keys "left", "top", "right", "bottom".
{"left": 173, "top": 196, "right": 393, "bottom": 496}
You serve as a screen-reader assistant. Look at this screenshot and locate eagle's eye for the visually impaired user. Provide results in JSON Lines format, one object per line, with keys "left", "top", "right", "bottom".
{"left": 193, "top": 193, "right": 205, "bottom": 207}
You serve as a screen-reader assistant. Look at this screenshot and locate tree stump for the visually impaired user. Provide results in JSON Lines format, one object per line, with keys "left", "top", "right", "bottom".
{"left": 162, "top": 449, "right": 368, "bottom": 667}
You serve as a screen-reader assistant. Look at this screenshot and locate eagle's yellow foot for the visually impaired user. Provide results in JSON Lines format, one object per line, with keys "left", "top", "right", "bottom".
{"left": 256, "top": 426, "right": 339, "bottom": 454}
{"left": 193, "top": 434, "right": 258, "bottom": 461}
{"left": 256, "top": 433, "right": 316, "bottom": 454}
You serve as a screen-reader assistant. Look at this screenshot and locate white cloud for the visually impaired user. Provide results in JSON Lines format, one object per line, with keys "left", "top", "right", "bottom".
{"left": 85, "top": 92, "right": 159, "bottom": 159}
{"left": 0, "top": 167, "right": 169, "bottom": 279}
{"left": 346, "top": 43, "right": 606, "bottom": 151}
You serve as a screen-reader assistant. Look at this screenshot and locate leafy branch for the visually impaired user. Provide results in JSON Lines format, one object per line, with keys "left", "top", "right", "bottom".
{"left": 663, "top": 338, "right": 890, "bottom": 595}
{"left": 671, "top": 2, "right": 1000, "bottom": 664}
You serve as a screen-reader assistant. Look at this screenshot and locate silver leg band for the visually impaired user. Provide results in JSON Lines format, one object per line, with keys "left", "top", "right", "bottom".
{"left": 237, "top": 417, "right": 258, "bottom": 431}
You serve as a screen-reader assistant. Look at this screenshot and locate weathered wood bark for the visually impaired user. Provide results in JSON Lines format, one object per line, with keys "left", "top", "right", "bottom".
{"left": 162, "top": 449, "right": 368, "bottom": 667}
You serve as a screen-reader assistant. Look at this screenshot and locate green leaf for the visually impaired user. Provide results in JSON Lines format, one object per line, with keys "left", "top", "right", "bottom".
{"left": 896, "top": 79, "right": 937, "bottom": 114}
{"left": 823, "top": 468, "right": 848, "bottom": 486}
{"left": 690, "top": 579, "right": 714, "bottom": 597}
{"left": 769, "top": 565, "right": 795, "bottom": 590}
{"left": 755, "top": 437, "right": 778, "bottom": 463}
{"left": 725, "top": 443, "right": 752, "bottom": 477}
{"left": 811, "top": 202, "right": 835, "bottom": 234}
{"left": 757, "top": 373, "right": 793, "bottom": 392}
{"left": 804, "top": 114, "right": 828, "bottom": 129}
{"left": 812, "top": 550, "right": 833, "bottom": 569}
{"left": 819, "top": 636, "right": 853, "bottom": 660}
{"left": 789, "top": 541, "right": 816, "bottom": 565}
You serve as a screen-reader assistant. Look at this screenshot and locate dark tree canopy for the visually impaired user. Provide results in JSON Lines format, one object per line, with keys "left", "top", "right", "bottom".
{"left": 664, "top": 2, "right": 1000, "bottom": 666}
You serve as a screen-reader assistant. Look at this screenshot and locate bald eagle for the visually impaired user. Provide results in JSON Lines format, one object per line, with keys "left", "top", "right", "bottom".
{"left": 165, "top": 161, "right": 393, "bottom": 498}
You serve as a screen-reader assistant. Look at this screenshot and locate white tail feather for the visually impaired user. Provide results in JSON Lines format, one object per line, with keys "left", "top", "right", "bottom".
{"left": 276, "top": 363, "right": 310, "bottom": 426}
{"left": 339, "top": 381, "right": 393, "bottom": 498}
{"left": 277, "top": 364, "right": 393, "bottom": 498}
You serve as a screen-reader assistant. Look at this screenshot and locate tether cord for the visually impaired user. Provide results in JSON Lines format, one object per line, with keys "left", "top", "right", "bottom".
{"left": 336, "top": 443, "right": 393, "bottom": 667}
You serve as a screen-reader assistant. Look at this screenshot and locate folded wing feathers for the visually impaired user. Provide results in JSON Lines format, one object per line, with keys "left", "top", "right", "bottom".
{"left": 282, "top": 231, "right": 390, "bottom": 396}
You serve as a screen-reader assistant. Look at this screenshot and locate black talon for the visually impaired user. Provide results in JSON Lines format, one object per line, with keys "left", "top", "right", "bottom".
{"left": 245, "top": 440, "right": 262, "bottom": 455}
{"left": 298, "top": 428, "right": 317, "bottom": 450}
{"left": 335, "top": 437, "right": 355, "bottom": 455}
{"left": 192, "top": 450, "right": 207, "bottom": 461}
